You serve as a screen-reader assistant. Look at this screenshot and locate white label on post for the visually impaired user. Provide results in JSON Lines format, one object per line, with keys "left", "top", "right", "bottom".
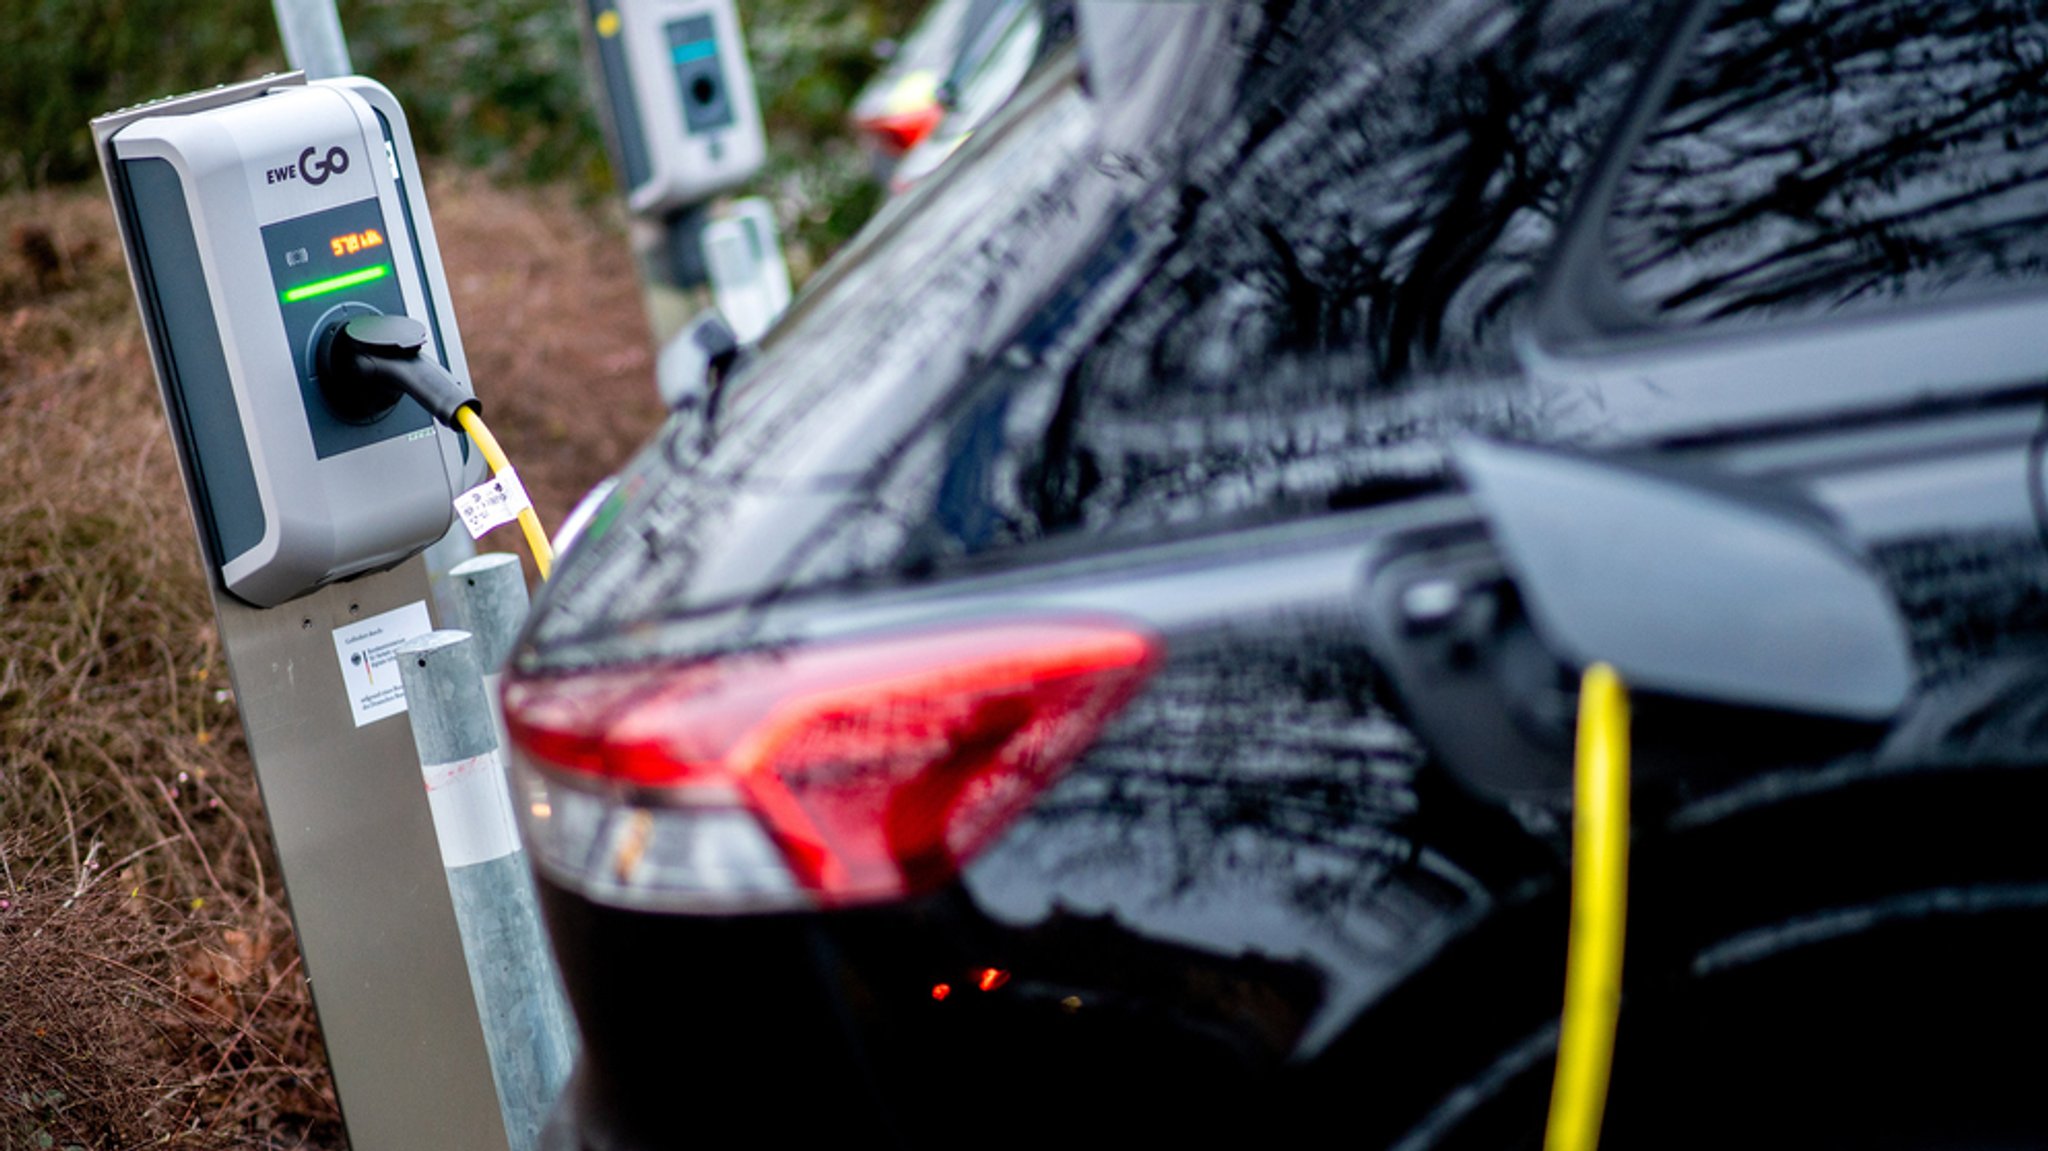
{"left": 331, "top": 600, "right": 435, "bottom": 727}
{"left": 422, "top": 750, "right": 521, "bottom": 867}
{"left": 453, "top": 470, "right": 534, "bottom": 540}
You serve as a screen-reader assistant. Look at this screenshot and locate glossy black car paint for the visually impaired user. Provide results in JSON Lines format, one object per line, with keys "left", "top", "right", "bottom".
{"left": 516, "top": 1, "right": 2048, "bottom": 1146}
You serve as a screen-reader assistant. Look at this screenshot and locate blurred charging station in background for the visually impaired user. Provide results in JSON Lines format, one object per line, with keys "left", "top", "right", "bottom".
{"left": 577, "top": 0, "right": 793, "bottom": 349}
{"left": 582, "top": 0, "right": 766, "bottom": 218}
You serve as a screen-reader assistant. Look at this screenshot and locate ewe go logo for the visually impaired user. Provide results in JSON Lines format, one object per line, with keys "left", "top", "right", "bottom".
{"left": 265, "top": 145, "right": 350, "bottom": 186}
{"left": 302, "top": 145, "right": 349, "bottom": 184}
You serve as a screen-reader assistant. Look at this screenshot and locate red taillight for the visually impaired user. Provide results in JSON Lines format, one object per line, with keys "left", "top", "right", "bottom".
{"left": 856, "top": 103, "right": 947, "bottom": 155}
{"left": 506, "top": 619, "right": 1159, "bottom": 908}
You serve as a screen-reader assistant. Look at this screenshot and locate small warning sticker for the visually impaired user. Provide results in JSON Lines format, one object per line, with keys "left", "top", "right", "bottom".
{"left": 331, "top": 600, "right": 434, "bottom": 727}
{"left": 453, "top": 469, "right": 534, "bottom": 540}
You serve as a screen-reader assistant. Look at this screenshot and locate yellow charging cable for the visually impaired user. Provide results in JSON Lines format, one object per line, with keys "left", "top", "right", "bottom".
{"left": 455, "top": 406, "right": 554, "bottom": 581}
{"left": 1543, "top": 662, "right": 1631, "bottom": 1151}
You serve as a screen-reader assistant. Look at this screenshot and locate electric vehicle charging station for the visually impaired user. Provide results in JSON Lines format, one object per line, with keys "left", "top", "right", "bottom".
{"left": 583, "top": 0, "right": 766, "bottom": 221}
{"left": 579, "top": 0, "right": 775, "bottom": 343}
{"left": 96, "top": 73, "right": 512, "bottom": 1151}
{"left": 105, "top": 76, "right": 482, "bottom": 608}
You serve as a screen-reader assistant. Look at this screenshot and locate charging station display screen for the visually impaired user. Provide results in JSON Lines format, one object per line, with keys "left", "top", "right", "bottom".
{"left": 668, "top": 15, "right": 737, "bottom": 135}
{"left": 263, "top": 198, "right": 432, "bottom": 458}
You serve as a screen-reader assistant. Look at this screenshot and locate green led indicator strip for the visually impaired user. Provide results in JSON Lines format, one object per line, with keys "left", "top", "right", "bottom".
{"left": 282, "top": 263, "right": 391, "bottom": 303}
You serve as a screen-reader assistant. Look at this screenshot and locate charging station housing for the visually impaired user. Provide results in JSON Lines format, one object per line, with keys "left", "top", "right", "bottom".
{"left": 581, "top": 0, "right": 768, "bottom": 217}
{"left": 103, "top": 75, "right": 480, "bottom": 608}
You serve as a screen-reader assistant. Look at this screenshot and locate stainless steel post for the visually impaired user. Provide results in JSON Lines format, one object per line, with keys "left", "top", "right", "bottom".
{"left": 215, "top": 577, "right": 510, "bottom": 1151}
{"left": 426, "top": 525, "right": 483, "bottom": 627}
{"left": 269, "top": 0, "right": 353, "bottom": 80}
{"left": 396, "top": 630, "right": 576, "bottom": 1151}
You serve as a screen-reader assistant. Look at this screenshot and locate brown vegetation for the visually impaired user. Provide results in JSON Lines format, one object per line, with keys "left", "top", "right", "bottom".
{"left": 0, "top": 173, "right": 659, "bottom": 1148}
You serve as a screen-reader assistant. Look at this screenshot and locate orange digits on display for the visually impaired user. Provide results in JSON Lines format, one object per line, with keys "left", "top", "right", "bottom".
{"left": 328, "top": 229, "right": 387, "bottom": 259}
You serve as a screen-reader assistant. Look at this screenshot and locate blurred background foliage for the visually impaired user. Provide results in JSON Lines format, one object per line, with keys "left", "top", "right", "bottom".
{"left": 2, "top": 0, "right": 281, "bottom": 186}
{"left": 2, "top": 0, "right": 924, "bottom": 259}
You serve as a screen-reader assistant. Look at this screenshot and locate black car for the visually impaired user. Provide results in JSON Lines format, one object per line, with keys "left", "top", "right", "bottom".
{"left": 508, "top": 1, "right": 2048, "bottom": 1147}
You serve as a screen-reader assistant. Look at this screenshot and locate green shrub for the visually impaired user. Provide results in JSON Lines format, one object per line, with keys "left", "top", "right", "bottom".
{"left": 0, "top": 0, "right": 282, "bottom": 187}
{"left": 344, "top": 0, "right": 610, "bottom": 191}
{"left": 6, "top": 0, "right": 924, "bottom": 266}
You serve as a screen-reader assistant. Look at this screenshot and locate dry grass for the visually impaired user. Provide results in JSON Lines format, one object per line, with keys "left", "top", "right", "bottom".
{"left": 0, "top": 173, "right": 657, "bottom": 1148}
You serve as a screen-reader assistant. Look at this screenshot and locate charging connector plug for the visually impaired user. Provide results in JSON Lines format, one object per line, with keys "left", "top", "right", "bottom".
{"left": 318, "top": 314, "right": 478, "bottom": 426}
{"left": 316, "top": 313, "right": 555, "bottom": 580}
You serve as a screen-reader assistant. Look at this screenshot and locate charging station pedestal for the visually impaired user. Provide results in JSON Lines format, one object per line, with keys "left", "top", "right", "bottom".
{"left": 95, "top": 74, "right": 509, "bottom": 1151}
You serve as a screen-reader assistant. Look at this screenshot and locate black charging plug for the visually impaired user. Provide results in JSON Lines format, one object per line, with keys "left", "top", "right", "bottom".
{"left": 316, "top": 314, "right": 478, "bottom": 428}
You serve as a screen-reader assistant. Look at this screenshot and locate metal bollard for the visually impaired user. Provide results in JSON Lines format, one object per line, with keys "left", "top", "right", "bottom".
{"left": 442, "top": 550, "right": 529, "bottom": 753}
{"left": 425, "top": 524, "right": 482, "bottom": 631}
{"left": 396, "top": 630, "right": 575, "bottom": 1151}
{"left": 445, "top": 553, "right": 528, "bottom": 669}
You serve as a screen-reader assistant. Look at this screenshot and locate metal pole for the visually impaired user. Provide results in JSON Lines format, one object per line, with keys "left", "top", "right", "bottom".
{"left": 396, "top": 630, "right": 576, "bottom": 1151}
{"left": 444, "top": 552, "right": 529, "bottom": 673}
{"left": 270, "top": 0, "right": 354, "bottom": 80}
{"left": 443, "top": 551, "right": 529, "bottom": 750}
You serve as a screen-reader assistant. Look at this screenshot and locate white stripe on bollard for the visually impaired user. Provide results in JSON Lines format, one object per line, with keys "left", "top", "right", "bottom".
{"left": 423, "top": 750, "right": 522, "bottom": 868}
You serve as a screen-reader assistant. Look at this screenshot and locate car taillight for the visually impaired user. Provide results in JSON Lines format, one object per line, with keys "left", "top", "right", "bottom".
{"left": 856, "top": 103, "right": 947, "bottom": 155}
{"left": 505, "top": 619, "right": 1159, "bottom": 911}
